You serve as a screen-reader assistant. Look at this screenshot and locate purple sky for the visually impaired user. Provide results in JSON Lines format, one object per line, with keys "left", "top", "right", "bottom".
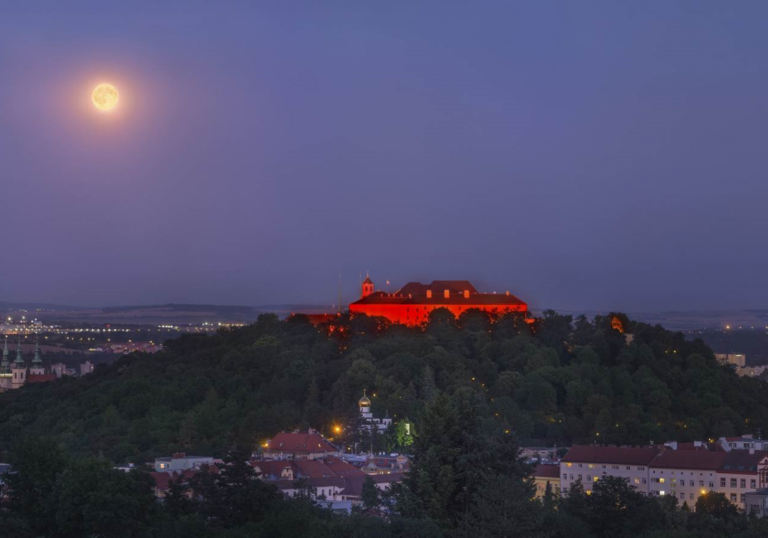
{"left": 2, "top": 1, "right": 768, "bottom": 312}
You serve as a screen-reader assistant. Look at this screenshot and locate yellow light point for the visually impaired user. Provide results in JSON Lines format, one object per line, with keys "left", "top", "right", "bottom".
{"left": 333, "top": 425, "right": 342, "bottom": 434}
{"left": 92, "top": 83, "right": 119, "bottom": 110}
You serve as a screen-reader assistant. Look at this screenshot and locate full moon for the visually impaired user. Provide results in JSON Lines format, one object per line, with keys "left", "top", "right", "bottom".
{"left": 92, "top": 83, "right": 119, "bottom": 110}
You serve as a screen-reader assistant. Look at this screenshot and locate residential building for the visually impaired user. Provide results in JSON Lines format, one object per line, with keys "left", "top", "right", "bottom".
{"left": 744, "top": 489, "right": 768, "bottom": 517}
{"left": 560, "top": 445, "right": 660, "bottom": 495}
{"left": 560, "top": 444, "right": 768, "bottom": 510}
{"left": 719, "top": 435, "right": 768, "bottom": 452}
{"left": 715, "top": 354, "right": 746, "bottom": 368}
{"left": 521, "top": 446, "right": 559, "bottom": 462}
{"left": 648, "top": 449, "right": 725, "bottom": 505}
{"left": 533, "top": 464, "right": 560, "bottom": 498}
{"left": 717, "top": 450, "right": 768, "bottom": 508}
{"left": 263, "top": 429, "right": 338, "bottom": 460}
{"left": 80, "top": 361, "right": 94, "bottom": 376}
{"left": 154, "top": 453, "right": 215, "bottom": 473}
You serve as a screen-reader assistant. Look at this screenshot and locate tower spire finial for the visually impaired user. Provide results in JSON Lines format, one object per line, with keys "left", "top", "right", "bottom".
{"left": 15, "top": 337, "right": 24, "bottom": 364}
{"left": 33, "top": 335, "right": 42, "bottom": 365}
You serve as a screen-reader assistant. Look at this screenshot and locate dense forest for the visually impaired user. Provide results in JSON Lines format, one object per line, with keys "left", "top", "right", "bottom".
{"left": 1, "top": 309, "right": 768, "bottom": 463}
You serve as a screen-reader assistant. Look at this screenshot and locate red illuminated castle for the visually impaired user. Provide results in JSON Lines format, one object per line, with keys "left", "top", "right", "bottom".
{"left": 349, "top": 276, "right": 527, "bottom": 326}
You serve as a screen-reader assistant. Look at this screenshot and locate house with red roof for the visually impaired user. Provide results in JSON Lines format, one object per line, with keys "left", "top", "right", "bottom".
{"left": 533, "top": 464, "right": 560, "bottom": 498}
{"left": 560, "top": 445, "right": 660, "bottom": 495}
{"left": 560, "top": 444, "right": 768, "bottom": 510}
{"left": 263, "top": 429, "right": 339, "bottom": 460}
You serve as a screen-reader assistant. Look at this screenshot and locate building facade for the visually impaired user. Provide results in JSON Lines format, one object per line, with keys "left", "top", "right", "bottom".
{"left": 0, "top": 336, "right": 56, "bottom": 392}
{"left": 348, "top": 276, "right": 528, "bottom": 327}
{"left": 560, "top": 444, "right": 768, "bottom": 511}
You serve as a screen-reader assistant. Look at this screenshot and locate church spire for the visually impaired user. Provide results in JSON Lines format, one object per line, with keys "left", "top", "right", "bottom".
{"left": 14, "top": 338, "right": 24, "bottom": 364}
{"left": 32, "top": 336, "right": 42, "bottom": 365}
{"left": 0, "top": 336, "right": 9, "bottom": 373}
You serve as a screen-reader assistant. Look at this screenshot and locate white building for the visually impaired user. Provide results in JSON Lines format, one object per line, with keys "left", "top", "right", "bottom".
{"left": 80, "top": 361, "right": 94, "bottom": 376}
{"left": 559, "top": 445, "right": 659, "bottom": 495}
{"left": 358, "top": 390, "right": 391, "bottom": 433}
{"left": 560, "top": 444, "right": 768, "bottom": 511}
{"left": 719, "top": 435, "right": 768, "bottom": 452}
{"left": 715, "top": 354, "right": 746, "bottom": 368}
{"left": 154, "top": 453, "right": 215, "bottom": 473}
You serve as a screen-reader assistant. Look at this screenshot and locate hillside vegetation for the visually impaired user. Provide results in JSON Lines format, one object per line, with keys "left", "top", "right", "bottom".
{"left": 1, "top": 310, "right": 766, "bottom": 463}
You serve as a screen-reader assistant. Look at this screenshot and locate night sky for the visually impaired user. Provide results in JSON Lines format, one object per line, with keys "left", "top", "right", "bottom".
{"left": 3, "top": 1, "right": 768, "bottom": 312}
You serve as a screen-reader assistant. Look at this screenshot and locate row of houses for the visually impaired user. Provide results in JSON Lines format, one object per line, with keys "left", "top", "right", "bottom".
{"left": 149, "top": 430, "right": 410, "bottom": 512}
{"left": 533, "top": 436, "right": 768, "bottom": 516}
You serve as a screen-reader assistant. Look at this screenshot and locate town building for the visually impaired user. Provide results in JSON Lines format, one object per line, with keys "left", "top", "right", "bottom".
{"left": 715, "top": 353, "right": 746, "bottom": 368}
{"left": 80, "top": 361, "right": 94, "bottom": 376}
{"left": 533, "top": 464, "right": 560, "bottom": 498}
{"left": 560, "top": 445, "right": 659, "bottom": 495}
{"left": 348, "top": 276, "right": 528, "bottom": 326}
{"left": 647, "top": 449, "right": 724, "bottom": 505}
{"left": 560, "top": 444, "right": 768, "bottom": 511}
{"left": 521, "top": 446, "right": 559, "bottom": 462}
{"left": 0, "top": 336, "right": 56, "bottom": 392}
{"left": 263, "top": 429, "right": 339, "bottom": 460}
{"left": 358, "top": 390, "right": 391, "bottom": 433}
{"left": 744, "top": 489, "right": 768, "bottom": 517}
{"left": 736, "top": 365, "right": 768, "bottom": 378}
{"left": 154, "top": 453, "right": 216, "bottom": 473}
{"left": 718, "top": 435, "right": 768, "bottom": 452}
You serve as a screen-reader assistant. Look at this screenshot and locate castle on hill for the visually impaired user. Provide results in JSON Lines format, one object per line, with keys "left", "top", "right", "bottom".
{"left": 0, "top": 336, "right": 56, "bottom": 392}
{"left": 348, "top": 275, "right": 528, "bottom": 326}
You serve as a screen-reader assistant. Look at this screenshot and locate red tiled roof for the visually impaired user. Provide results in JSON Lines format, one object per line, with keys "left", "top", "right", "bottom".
{"left": 322, "top": 457, "right": 366, "bottom": 477}
{"left": 351, "top": 292, "right": 526, "bottom": 307}
{"left": 265, "top": 432, "right": 337, "bottom": 455}
{"left": 27, "top": 374, "right": 57, "bottom": 384}
{"left": 562, "top": 445, "right": 660, "bottom": 466}
{"left": 397, "top": 281, "right": 478, "bottom": 296}
{"left": 294, "top": 459, "right": 335, "bottom": 479}
{"left": 534, "top": 464, "right": 560, "bottom": 479}
{"left": 719, "top": 450, "right": 768, "bottom": 474}
{"left": 251, "top": 460, "right": 296, "bottom": 479}
{"left": 651, "top": 450, "right": 727, "bottom": 470}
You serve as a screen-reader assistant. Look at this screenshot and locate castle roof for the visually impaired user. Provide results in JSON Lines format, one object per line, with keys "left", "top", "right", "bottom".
{"left": 397, "top": 280, "right": 478, "bottom": 296}
{"left": 351, "top": 279, "right": 525, "bottom": 305}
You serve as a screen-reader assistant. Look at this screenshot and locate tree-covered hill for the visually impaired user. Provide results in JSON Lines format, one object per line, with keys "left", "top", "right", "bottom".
{"left": 1, "top": 310, "right": 766, "bottom": 463}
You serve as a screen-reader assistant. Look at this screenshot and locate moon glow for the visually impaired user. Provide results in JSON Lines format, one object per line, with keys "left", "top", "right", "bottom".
{"left": 92, "top": 83, "right": 119, "bottom": 110}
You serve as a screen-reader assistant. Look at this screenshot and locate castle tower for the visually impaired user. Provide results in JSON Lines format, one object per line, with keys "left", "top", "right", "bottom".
{"left": 0, "top": 336, "right": 12, "bottom": 392}
{"left": 30, "top": 336, "right": 45, "bottom": 376}
{"left": 11, "top": 338, "right": 26, "bottom": 389}
{"left": 361, "top": 273, "right": 374, "bottom": 299}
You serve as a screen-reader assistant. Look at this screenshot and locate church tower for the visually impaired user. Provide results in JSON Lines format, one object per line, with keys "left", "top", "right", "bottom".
{"left": 361, "top": 273, "right": 374, "bottom": 299}
{"left": 359, "top": 389, "right": 372, "bottom": 420}
{"left": 0, "top": 336, "right": 12, "bottom": 392}
{"left": 11, "top": 338, "right": 26, "bottom": 389}
{"left": 30, "top": 337, "right": 45, "bottom": 376}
